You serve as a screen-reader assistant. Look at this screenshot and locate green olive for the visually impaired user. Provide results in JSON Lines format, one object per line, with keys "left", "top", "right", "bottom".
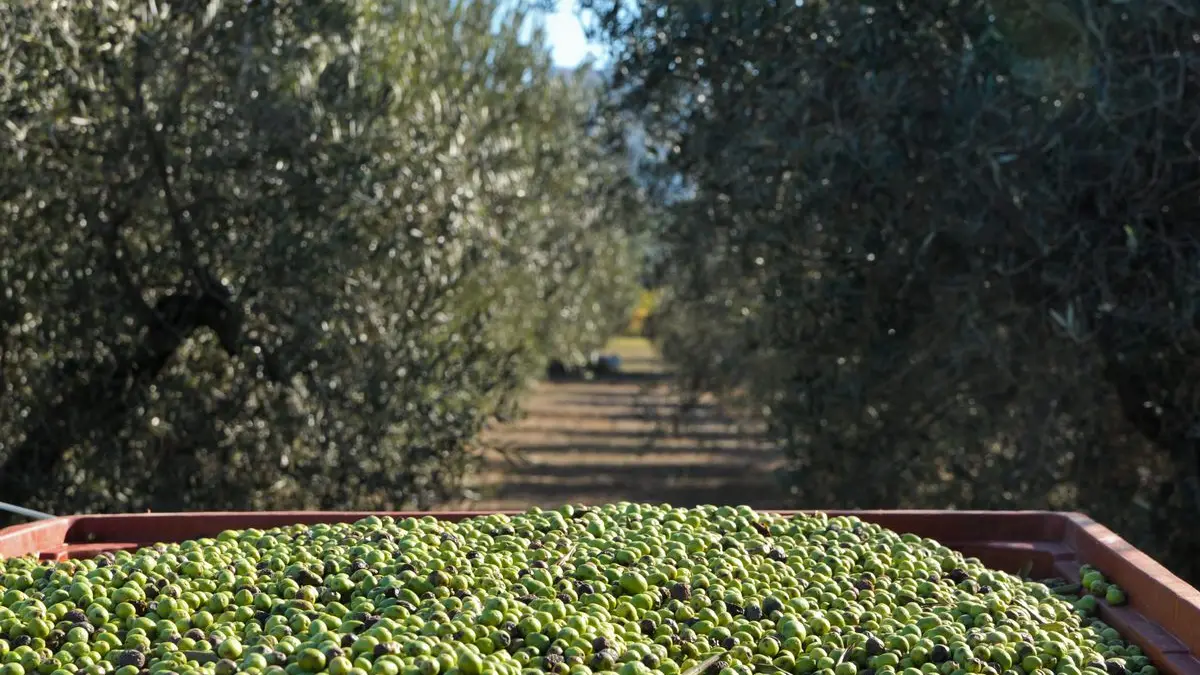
{"left": 0, "top": 506, "right": 1159, "bottom": 675}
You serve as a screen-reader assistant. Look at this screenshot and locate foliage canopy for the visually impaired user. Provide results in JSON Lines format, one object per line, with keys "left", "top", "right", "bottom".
{"left": 0, "top": 0, "right": 644, "bottom": 513}
{"left": 585, "top": 0, "right": 1200, "bottom": 578}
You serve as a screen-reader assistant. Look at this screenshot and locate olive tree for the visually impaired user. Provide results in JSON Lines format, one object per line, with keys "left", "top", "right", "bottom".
{"left": 0, "top": 0, "right": 643, "bottom": 513}
{"left": 585, "top": 0, "right": 1200, "bottom": 578}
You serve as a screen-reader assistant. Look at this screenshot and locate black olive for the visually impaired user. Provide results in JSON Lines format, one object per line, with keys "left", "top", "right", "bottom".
{"left": 116, "top": 651, "right": 147, "bottom": 669}
{"left": 670, "top": 582, "right": 692, "bottom": 601}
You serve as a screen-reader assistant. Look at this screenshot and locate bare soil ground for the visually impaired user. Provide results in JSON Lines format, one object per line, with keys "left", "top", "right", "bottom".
{"left": 462, "top": 338, "right": 790, "bottom": 509}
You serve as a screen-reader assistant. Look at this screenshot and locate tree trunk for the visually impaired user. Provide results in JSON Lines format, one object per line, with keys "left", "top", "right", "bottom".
{"left": 0, "top": 290, "right": 241, "bottom": 509}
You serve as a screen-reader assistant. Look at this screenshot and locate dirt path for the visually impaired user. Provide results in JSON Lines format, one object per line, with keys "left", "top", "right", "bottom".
{"left": 464, "top": 339, "right": 789, "bottom": 509}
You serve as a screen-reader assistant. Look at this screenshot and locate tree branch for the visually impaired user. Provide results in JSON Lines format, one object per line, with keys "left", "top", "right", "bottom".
{"left": 132, "top": 80, "right": 202, "bottom": 281}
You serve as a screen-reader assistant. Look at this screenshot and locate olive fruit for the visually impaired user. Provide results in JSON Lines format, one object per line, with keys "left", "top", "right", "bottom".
{"left": 0, "top": 505, "right": 1159, "bottom": 675}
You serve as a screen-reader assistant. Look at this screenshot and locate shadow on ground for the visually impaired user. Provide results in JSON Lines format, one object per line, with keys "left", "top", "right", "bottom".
{"left": 466, "top": 343, "right": 788, "bottom": 509}
{"left": 545, "top": 371, "right": 672, "bottom": 385}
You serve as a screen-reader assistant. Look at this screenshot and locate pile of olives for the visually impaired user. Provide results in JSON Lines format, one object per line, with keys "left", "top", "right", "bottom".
{"left": 0, "top": 505, "right": 1155, "bottom": 675}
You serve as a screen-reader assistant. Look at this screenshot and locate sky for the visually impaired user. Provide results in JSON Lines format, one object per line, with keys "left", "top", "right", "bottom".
{"left": 539, "top": 2, "right": 608, "bottom": 69}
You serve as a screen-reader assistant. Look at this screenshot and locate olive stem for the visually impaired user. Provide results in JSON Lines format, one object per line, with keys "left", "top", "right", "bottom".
{"left": 183, "top": 651, "right": 220, "bottom": 664}
{"left": 682, "top": 652, "right": 725, "bottom": 675}
{"left": 554, "top": 542, "right": 578, "bottom": 568}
